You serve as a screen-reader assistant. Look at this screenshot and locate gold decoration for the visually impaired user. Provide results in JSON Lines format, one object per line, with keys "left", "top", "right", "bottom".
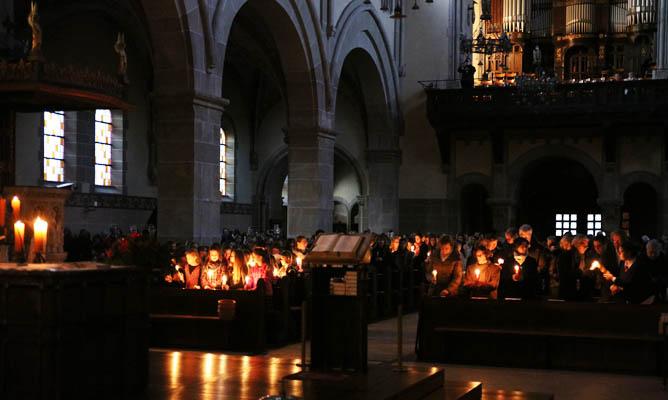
{"left": 27, "top": 2, "right": 44, "bottom": 62}
{"left": 114, "top": 32, "right": 129, "bottom": 84}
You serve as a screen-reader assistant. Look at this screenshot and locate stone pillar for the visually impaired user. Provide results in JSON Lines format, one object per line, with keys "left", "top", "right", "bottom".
{"left": 654, "top": 0, "right": 668, "bottom": 79}
{"left": 366, "top": 150, "right": 401, "bottom": 233}
{"left": 154, "top": 93, "right": 225, "bottom": 244}
{"left": 598, "top": 198, "right": 622, "bottom": 233}
{"left": 356, "top": 195, "right": 368, "bottom": 232}
{"left": 488, "top": 198, "right": 515, "bottom": 233}
{"left": 286, "top": 127, "right": 335, "bottom": 237}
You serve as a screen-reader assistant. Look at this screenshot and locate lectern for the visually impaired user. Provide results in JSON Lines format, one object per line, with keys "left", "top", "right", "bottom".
{"left": 304, "top": 233, "right": 372, "bottom": 372}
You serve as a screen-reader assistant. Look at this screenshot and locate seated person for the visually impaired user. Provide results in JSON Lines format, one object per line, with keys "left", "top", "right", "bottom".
{"left": 183, "top": 246, "right": 202, "bottom": 289}
{"left": 247, "top": 248, "right": 273, "bottom": 295}
{"left": 227, "top": 249, "right": 247, "bottom": 289}
{"left": 426, "top": 235, "right": 462, "bottom": 298}
{"left": 641, "top": 239, "right": 667, "bottom": 302}
{"left": 200, "top": 244, "right": 226, "bottom": 290}
{"left": 163, "top": 248, "right": 186, "bottom": 287}
{"left": 498, "top": 238, "right": 539, "bottom": 300}
{"left": 603, "top": 241, "right": 654, "bottom": 304}
{"left": 463, "top": 245, "right": 500, "bottom": 299}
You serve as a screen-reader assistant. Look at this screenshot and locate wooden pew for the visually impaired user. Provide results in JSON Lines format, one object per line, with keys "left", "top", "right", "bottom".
{"left": 416, "top": 298, "right": 668, "bottom": 374}
{"left": 149, "top": 282, "right": 267, "bottom": 353}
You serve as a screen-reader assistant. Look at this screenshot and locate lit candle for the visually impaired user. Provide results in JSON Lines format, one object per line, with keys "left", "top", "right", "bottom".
{"left": 475, "top": 268, "right": 481, "bottom": 280}
{"left": 296, "top": 256, "right": 303, "bottom": 271}
{"left": 0, "top": 197, "right": 5, "bottom": 227}
{"left": 245, "top": 275, "right": 251, "bottom": 289}
{"left": 14, "top": 220, "right": 25, "bottom": 255}
{"left": 432, "top": 269, "right": 438, "bottom": 282}
{"left": 497, "top": 258, "right": 504, "bottom": 265}
{"left": 207, "top": 269, "right": 214, "bottom": 287}
{"left": 427, "top": 251, "right": 431, "bottom": 257}
{"left": 590, "top": 260, "right": 600, "bottom": 271}
{"left": 11, "top": 196, "right": 20, "bottom": 221}
{"left": 514, "top": 265, "right": 520, "bottom": 274}
{"left": 33, "top": 216, "right": 48, "bottom": 254}
{"left": 411, "top": 245, "right": 416, "bottom": 253}
{"left": 222, "top": 274, "right": 228, "bottom": 287}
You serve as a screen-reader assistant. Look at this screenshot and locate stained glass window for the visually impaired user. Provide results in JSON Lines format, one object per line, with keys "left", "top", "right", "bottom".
{"left": 95, "top": 109, "right": 112, "bottom": 186}
{"left": 43, "top": 111, "right": 65, "bottom": 182}
{"left": 220, "top": 128, "right": 227, "bottom": 196}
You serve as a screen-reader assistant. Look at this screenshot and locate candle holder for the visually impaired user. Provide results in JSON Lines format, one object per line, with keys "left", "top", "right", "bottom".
{"left": 33, "top": 251, "right": 46, "bottom": 264}
{"left": 13, "top": 249, "right": 27, "bottom": 266}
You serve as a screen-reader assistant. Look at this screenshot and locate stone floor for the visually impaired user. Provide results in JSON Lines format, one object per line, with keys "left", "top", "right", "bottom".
{"left": 267, "top": 312, "right": 667, "bottom": 400}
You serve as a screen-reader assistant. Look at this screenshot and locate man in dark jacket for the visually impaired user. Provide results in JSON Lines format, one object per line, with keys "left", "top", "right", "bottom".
{"left": 426, "top": 235, "right": 462, "bottom": 297}
{"left": 519, "top": 224, "right": 549, "bottom": 294}
{"left": 603, "top": 241, "right": 654, "bottom": 304}
{"left": 498, "top": 238, "right": 539, "bottom": 300}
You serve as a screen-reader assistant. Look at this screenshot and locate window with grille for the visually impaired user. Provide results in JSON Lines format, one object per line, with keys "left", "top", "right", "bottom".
{"left": 220, "top": 127, "right": 227, "bottom": 196}
{"left": 94, "top": 109, "right": 113, "bottom": 186}
{"left": 43, "top": 111, "right": 65, "bottom": 182}
{"left": 219, "top": 125, "right": 235, "bottom": 199}
{"left": 586, "top": 214, "right": 602, "bottom": 235}
{"left": 555, "top": 213, "right": 577, "bottom": 236}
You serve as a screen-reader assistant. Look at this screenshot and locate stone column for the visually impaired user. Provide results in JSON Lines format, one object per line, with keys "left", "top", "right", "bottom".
{"left": 286, "top": 127, "right": 335, "bottom": 237}
{"left": 366, "top": 150, "right": 401, "bottom": 233}
{"left": 488, "top": 198, "right": 515, "bottom": 233}
{"left": 356, "top": 195, "right": 368, "bottom": 232}
{"left": 598, "top": 198, "right": 622, "bottom": 233}
{"left": 154, "top": 93, "right": 225, "bottom": 244}
{"left": 654, "top": 0, "right": 668, "bottom": 79}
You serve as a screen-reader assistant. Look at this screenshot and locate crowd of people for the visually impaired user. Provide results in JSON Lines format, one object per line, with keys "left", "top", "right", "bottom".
{"left": 65, "top": 223, "right": 667, "bottom": 305}
{"left": 374, "top": 225, "right": 666, "bottom": 304}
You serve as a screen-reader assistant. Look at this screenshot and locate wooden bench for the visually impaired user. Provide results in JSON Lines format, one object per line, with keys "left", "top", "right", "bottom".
{"left": 417, "top": 298, "right": 668, "bottom": 374}
{"left": 149, "top": 282, "right": 267, "bottom": 353}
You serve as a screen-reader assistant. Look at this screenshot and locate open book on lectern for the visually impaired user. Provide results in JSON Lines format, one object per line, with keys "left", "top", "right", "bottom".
{"left": 304, "top": 233, "right": 373, "bottom": 265}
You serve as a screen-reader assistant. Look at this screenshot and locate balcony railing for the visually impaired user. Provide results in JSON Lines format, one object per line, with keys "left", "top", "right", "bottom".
{"left": 423, "top": 79, "right": 668, "bottom": 128}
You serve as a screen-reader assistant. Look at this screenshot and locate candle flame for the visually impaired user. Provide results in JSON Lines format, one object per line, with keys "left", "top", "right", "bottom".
{"left": 497, "top": 258, "right": 504, "bottom": 265}
{"left": 475, "top": 268, "right": 481, "bottom": 278}
{"left": 590, "top": 261, "right": 601, "bottom": 271}
{"left": 514, "top": 265, "right": 520, "bottom": 274}
{"left": 432, "top": 269, "right": 437, "bottom": 278}
{"left": 222, "top": 274, "right": 227, "bottom": 285}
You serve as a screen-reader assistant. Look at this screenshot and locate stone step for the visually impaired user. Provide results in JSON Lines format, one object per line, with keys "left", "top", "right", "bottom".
{"left": 422, "top": 380, "right": 483, "bottom": 400}
{"left": 482, "top": 389, "right": 555, "bottom": 400}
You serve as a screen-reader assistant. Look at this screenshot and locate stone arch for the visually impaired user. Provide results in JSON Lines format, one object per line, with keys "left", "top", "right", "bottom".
{"left": 255, "top": 144, "right": 369, "bottom": 232}
{"left": 619, "top": 171, "right": 663, "bottom": 199}
{"left": 455, "top": 173, "right": 493, "bottom": 234}
{"left": 507, "top": 144, "right": 603, "bottom": 203}
{"left": 330, "top": 1, "right": 401, "bottom": 143}
{"left": 213, "top": 0, "right": 328, "bottom": 128}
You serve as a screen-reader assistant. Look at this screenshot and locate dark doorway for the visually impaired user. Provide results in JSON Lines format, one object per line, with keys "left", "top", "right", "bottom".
{"left": 517, "top": 157, "right": 599, "bottom": 240}
{"left": 460, "top": 184, "right": 492, "bottom": 234}
{"left": 623, "top": 182, "right": 658, "bottom": 239}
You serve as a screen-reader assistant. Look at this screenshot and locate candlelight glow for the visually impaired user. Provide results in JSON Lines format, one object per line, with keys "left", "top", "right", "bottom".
{"left": 497, "top": 258, "right": 504, "bottom": 265}
{"left": 590, "top": 260, "right": 601, "bottom": 271}
{"left": 11, "top": 196, "right": 20, "bottom": 221}
{"left": 13, "top": 220, "right": 25, "bottom": 255}
{"left": 514, "top": 265, "right": 520, "bottom": 274}
{"left": 474, "top": 268, "right": 481, "bottom": 279}
{"left": 33, "top": 217, "right": 48, "bottom": 254}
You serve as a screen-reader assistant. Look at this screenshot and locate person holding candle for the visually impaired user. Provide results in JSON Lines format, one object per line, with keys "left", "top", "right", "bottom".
{"left": 200, "top": 244, "right": 225, "bottom": 290}
{"left": 228, "top": 249, "right": 248, "bottom": 289}
{"left": 183, "top": 246, "right": 202, "bottom": 289}
{"left": 463, "top": 246, "right": 501, "bottom": 299}
{"left": 498, "top": 238, "right": 539, "bottom": 300}
{"left": 246, "top": 248, "right": 273, "bottom": 295}
{"left": 519, "top": 224, "right": 550, "bottom": 295}
{"left": 602, "top": 240, "right": 654, "bottom": 304}
{"left": 426, "top": 235, "right": 462, "bottom": 298}
{"left": 164, "top": 249, "right": 186, "bottom": 287}
{"left": 570, "top": 234, "right": 598, "bottom": 301}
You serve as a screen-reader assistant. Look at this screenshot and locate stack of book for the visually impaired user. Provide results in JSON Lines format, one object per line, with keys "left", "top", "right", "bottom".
{"left": 344, "top": 271, "right": 358, "bottom": 296}
{"left": 330, "top": 278, "right": 346, "bottom": 295}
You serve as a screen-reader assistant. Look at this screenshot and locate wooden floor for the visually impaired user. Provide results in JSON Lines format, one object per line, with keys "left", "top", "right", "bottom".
{"left": 143, "top": 349, "right": 450, "bottom": 400}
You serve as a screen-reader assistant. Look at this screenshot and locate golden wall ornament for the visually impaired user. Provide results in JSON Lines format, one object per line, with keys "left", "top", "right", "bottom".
{"left": 27, "top": 2, "right": 44, "bottom": 62}
{"left": 114, "top": 32, "right": 129, "bottom": 84}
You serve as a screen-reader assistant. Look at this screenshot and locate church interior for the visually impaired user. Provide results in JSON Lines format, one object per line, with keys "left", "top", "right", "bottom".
{"left": 1, "top": 0, "right": 668, "bottom": 399}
